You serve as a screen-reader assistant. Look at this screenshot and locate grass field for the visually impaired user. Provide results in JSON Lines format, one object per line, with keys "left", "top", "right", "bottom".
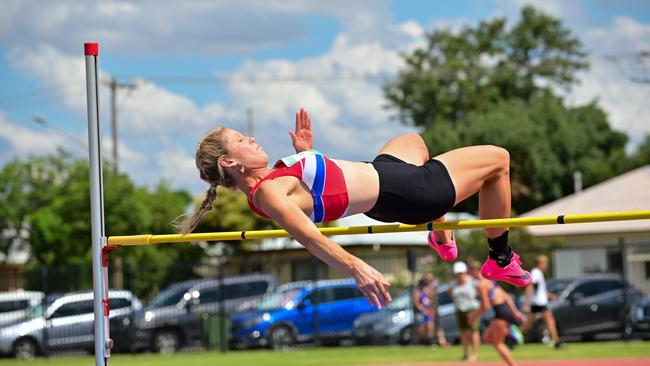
{"left": 1, "top": 341, "right": 648, "bottom": 366}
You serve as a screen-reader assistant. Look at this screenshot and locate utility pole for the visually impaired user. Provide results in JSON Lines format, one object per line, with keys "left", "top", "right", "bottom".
{"left": 105, "top": 77, "right": 135, "bottom": 291}
{"left": 247, "top": 107, "right": 254, "bottom": 136}
{"left": 107, "top": 77, "right": 136, "bottom": 172}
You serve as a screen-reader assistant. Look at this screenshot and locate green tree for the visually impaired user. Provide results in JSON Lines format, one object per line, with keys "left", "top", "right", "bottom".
{"left": 631, "top": 135, "right": 650, "bottom": 167}
{"left": 0, "top": 151, "right": 192, "bottom": 296}
{"left": 384, "top": 5, "right": 630, "bottom": 213}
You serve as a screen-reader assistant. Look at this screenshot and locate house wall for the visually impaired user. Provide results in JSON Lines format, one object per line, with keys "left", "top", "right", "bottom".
{"left": 220, "top": 245, "right": 436, "bottom": 286}
{"left": 549, "top": 233, "right": 650, "bottom": 294}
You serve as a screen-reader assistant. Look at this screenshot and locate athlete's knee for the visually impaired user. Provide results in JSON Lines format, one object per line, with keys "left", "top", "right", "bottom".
{"left": 486, "top": 145, "right": 510, "bottom": 175}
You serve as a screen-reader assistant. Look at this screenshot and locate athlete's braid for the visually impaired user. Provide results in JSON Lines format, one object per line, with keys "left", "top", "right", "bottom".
{"left": 176, "top": 127, "right": 233, "bottom": 234}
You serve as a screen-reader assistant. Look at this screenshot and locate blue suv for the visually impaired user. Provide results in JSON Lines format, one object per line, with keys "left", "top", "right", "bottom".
{"left": 230, "top": 279, "right": 377, "bottom": 349}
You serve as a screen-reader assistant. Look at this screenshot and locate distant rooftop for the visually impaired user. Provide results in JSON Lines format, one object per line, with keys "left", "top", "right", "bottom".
{"left": 521, "top": 165, "right": 650, "bottom": 236}
{"left": 254, "top": 212, "right": 478, "bottom": 251}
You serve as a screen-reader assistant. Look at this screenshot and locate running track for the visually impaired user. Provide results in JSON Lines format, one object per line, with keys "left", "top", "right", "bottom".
{"left": 390, "top": 359, "right": 650, "bottom": 366}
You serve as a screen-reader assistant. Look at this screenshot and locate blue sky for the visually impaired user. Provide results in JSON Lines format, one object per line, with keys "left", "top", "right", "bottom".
{"left": 1, "top": 0, "right": 649, "bottom": 197}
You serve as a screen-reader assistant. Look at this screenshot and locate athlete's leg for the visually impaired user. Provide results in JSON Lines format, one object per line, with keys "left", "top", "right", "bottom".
{"left": 434, "top": 145, "right": 530, "bottom": 286}
{"left": 541, "top": 310, "right": 560, "bottom": 344}
{"left": 433, "top": 145, "right": 510, "bottom": 238}
{"left": 376, "top": 134, "right": 429, "bottom": 165}
{"left": 486, "top": 320, "right": 516, "bottom": 366}
{"left": 377, "top": 134, "right": 453, "bottom": 242}
{"left": 519, "top": 311, "right": 536, "bottom": 333}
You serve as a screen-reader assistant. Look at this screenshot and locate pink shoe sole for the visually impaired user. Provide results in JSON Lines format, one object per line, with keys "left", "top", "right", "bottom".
{"left": 427, "top": 231, "right": 458, "bottom": 262}
{"left": 481, "top": 251, "right": 531, "bottom": 287}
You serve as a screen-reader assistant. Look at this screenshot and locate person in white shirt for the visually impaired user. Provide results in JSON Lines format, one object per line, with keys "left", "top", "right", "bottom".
{"left": 449, "top": 261, "right": 480, "bottom": 361}
{"left": 520, "top": 255, "right": 561, "bottom": 348}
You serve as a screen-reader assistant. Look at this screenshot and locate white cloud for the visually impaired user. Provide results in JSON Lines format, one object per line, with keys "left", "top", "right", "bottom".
{"left": 0, "top": 111, "right": 69, "bottom": 158}
{"left": 155, "top": 148, "right": 203, "bottom": 193}
{"left": 0, "top": 0, "right": 391, "bottom": 57}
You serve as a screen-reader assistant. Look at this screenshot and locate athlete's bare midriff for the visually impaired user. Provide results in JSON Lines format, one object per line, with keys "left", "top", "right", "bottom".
{"left": 331, "top": 159, "right": 379, "bottom": 215}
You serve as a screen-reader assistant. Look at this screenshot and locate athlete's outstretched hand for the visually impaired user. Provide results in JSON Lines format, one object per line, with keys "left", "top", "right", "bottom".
{"left": 289, "top": 107, "right": 313, "bottom": 153}
{"left": 351, "top": 259, "right": 392, "bottom": 309}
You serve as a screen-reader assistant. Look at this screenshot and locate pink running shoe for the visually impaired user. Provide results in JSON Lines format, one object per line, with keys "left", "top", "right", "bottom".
{"left": 481, "top": 251, "right": 531, "bottom": 287}
{"left": 427, "top": 231, "right": 457, "bottom": 262}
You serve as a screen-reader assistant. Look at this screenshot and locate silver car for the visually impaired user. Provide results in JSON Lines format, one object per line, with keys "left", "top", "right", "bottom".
{"left": 0, "top": 290, "right": 45, "bottom": 327}
{"left": 0, "top": 290, "right": 142, "bottom": 359}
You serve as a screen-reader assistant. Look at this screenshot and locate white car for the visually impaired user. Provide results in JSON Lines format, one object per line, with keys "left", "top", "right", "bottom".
{"left": 0, "top": 290, "right": 44, "bottom": 327}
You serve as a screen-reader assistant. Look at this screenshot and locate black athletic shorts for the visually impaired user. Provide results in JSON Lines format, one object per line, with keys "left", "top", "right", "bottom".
{"left": 494, "top": 303, "right": 520, "bottom": 325}
{"left": 364, "top": 154, "right": 456, "bottom": 224}
{"left": 530, "top": 305, "right": 548, "bottom": 313}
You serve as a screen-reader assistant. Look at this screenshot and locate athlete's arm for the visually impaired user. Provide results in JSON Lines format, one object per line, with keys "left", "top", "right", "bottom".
{"left": 412, "top": 289, "right": 428, "bottom": 314}
{"left": 504, "top": 290, "right": 524, "bottom": 321}
{"left": 255, "top": 180, "right": 391, "bottom": 308}
{"left": 468, "top": 281, "right": 490, "bottom": 324}
{"left": 289, "top": 107, "right": 313, "bottom": 153}
{"left": 522, "top": 282, "right": 533, "bottom": 312}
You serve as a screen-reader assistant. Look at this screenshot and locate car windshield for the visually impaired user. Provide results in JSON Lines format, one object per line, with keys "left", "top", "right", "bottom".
{"left": 257, "top": 288, "right": 304, "bottom": 311}
{"left": 388, "top": 292, "right": 411, "bottom": 310}
{"left": 547, "top": 278, "right": 573, "bottom": 296}
{"left": 26, "top": 303, "right": 45, "bottom": 320}
{"left": 148, "top": 283, "right": 195, "bottom": 308}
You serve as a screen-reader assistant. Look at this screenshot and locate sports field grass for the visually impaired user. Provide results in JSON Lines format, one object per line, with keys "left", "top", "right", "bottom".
{"left": 1, "top": 341, "right": 648, "bottom": 366}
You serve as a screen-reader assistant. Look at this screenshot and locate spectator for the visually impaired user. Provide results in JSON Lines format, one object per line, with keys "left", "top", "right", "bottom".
{"left": 450, "top": 261, "right": 480, "bottom": 361}
{"left": 520, "top": 255, "right": 561, "bottom": 348}
{"left": 412, "top": 277, "right": 434, "bottom": 345}
{"left": 424, "top": 272, "right": 448, "bottom": 347}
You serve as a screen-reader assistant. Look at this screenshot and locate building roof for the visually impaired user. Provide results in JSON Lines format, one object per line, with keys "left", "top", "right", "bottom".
{"left": 254, "top": 212, "right": 477, "bottom": 251}
{"left": 521, "top": 165, "right": 650, "bottom": 237}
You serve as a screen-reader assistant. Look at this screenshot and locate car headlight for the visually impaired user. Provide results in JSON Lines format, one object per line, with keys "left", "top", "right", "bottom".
{"left": 392, "top": 310, "right": 407, "bottom": 324}
{"left": 144, "top": 311, "right": 154, "bottom": 322}
{"left": 635, "top": 307, "right": 644, "bottom": 321}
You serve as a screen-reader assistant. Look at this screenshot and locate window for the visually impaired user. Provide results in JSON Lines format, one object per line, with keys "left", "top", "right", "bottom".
{"left": 645, "top": 261, "right": 650, "bottom": 280}
{"left": 607, "top": 251, "right": 623, "bottom": 273}
{"left": 0, "top": 300, "right": 29, "bottom": 313}
{"left": 148, "top": 285, "right": 193, "bottom": 308}
{"left": 197, "top": 287, "right": 219, "bottom": 304}
{"left": 572, "top": 279, "right": 622, "bottom": 298}
{"left": 248, "top": 281, "right": 270, "bottom": 296}
{"left": 438, "top": 292, "right": 453, "bottom": 306}
{"left": 51, "top": 300, "right": 94, "bottom": 318}
{"left": 110, "top": 298, "right": 131, "bottom": 310}
{"left": 331, "top": 286, "right": 362, "bottom": 301}
{"left": 305, "top": 288, "right": 334, "bottom": 304}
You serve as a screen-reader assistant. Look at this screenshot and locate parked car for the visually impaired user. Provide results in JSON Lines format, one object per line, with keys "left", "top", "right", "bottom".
{"left": 0, "top": 291, "right": 44, "bottom": 327}
{"left": 133, "top": 273, "right": 276, "bottom": 354}
{"left": 524, "top": 274, "right": 643, "bottom": 343}
{"left": 230, "top": 278, "right": 377, "bottom": 349}
{"left": 0, "top": 290, "right": 142, "bottom": 359}
{"left": 353, "top": 284, "right": 493, "bottom": 345}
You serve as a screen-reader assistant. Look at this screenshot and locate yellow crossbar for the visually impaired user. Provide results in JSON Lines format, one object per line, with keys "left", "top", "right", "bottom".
{"left": 105, "top": 210, "right": 650, "bottom": 247}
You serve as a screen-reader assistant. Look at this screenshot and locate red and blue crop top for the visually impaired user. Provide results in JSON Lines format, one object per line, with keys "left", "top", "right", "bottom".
{"left": 247, "top": 150, "right": 349, "bottom": 223}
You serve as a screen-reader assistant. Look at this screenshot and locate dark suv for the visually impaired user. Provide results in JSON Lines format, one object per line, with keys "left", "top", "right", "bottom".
{"left": 133, "top": 273, "right": 276, "bottom": 353}
{"left": 525, "top": 274, "right": 643, "bottom": 342}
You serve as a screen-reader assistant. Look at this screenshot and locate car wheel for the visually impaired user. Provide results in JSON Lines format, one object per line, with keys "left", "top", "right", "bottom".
{"left": 399, "top": 326, "right": 413, "bottom": 345}
{"left": 153, "top": 330, "right": 180, "bottom": 354}
{"left": 268, "top": 326, "right": 294, "bottom": 349}
{"left": 13, "top": 338, "right": 37, "bottom": 360}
